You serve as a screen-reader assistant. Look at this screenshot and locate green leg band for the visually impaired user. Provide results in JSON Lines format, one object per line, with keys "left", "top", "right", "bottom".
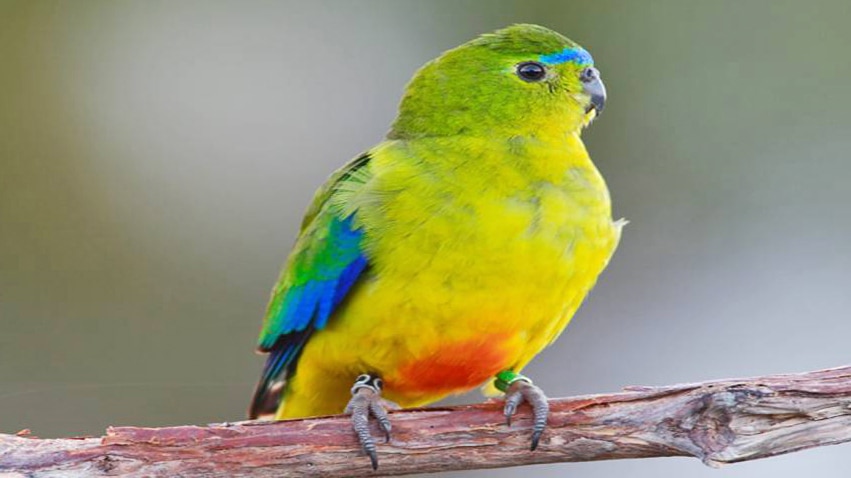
{"left": 494, "top": 370, "right": 532, "bottom": 393}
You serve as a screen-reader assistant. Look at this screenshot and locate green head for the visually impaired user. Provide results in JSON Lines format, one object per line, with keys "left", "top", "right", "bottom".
{"left": 388, "top": 24, "right": 606, "bottom": 140}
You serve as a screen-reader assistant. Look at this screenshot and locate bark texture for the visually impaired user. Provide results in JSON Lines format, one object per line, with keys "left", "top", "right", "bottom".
{"left": 2, "top": 366, "right": 851, "bottom": 477}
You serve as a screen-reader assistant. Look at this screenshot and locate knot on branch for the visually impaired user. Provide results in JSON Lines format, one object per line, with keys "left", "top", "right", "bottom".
{"left": 680, "top": 385, "right": 771, "bottom": 465}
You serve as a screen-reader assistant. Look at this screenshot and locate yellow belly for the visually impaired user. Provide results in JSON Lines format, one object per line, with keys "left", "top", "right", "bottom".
{"left": 277, "top": 136, "right": 622, "bottom": 419}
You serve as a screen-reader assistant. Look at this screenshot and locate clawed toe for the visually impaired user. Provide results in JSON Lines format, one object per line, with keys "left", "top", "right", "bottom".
{"left": 345, "top": 374, "right": 394, "bottom": 469}
{"left": 496, "top": 371, "right": 550, "bottom": 450}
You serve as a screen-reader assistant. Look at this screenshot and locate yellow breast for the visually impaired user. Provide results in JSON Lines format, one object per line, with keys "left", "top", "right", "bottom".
{"left": 282, "top": 134, "right": 622, "bottom": 415}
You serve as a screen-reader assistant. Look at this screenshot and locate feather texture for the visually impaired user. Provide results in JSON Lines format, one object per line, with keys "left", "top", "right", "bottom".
{"left": 251, "top": 24, "right": 623, "bottom": 420}
{"left": 250, "top": 156, "right": 372, "bottom": 418}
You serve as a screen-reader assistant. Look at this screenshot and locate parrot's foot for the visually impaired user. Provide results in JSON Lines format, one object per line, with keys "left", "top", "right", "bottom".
{"left": 345, "top": 373, "right": 397, "bottom": 470}
{"left": 495, "top": 371, "right": 550, "bottom": 451}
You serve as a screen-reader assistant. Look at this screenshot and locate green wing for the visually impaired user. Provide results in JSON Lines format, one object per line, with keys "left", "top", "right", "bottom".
{"left": 250, "top": 153, "right": 372, "bottom": 418}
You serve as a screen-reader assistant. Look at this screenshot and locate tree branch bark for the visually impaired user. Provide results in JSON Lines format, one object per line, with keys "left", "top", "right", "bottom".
{"left": 3, "top": 366, "right": 851, "bottom": 477}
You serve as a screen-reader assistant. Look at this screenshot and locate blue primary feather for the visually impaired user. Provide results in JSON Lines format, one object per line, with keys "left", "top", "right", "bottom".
{"left": 250, "top": 214, "right": 368, "bottom": 418}
{"left": 292, "top": 281, "right": 320, "bottom": 332}
{"left": 320, "top": 254, "right": 368, "bottom": 329}
{"left": 250, "top": 152, "right": 373, "bottom": 419}
{"left": 259, "top": 215, "right": 367, "bottom": 349}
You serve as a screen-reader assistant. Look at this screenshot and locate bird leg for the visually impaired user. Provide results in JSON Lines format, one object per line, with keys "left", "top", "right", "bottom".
{"left": 495, "top": 370, "right": 550, "bottom": 450}
{"left": 345, "top": 373, "right": 395, "bottom": 470}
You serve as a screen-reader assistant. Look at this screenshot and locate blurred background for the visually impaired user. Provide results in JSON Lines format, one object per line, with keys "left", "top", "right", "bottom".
{"left": 2, "top": 0, "right": 850, "bottom": 476}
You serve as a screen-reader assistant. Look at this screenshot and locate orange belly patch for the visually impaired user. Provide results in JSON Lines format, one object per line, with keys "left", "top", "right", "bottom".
{"left": 386, "top": 334, "right": 514, "bottom": 397}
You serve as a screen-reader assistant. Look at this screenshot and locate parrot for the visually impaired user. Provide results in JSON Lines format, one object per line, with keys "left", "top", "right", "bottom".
{"left": 249, "top": 23, "right": 623, "bottom": 469}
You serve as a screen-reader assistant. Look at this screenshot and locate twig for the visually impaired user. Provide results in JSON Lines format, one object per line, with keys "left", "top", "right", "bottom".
{"left": 2, "top": 366, "right": 851, "bottom": 477}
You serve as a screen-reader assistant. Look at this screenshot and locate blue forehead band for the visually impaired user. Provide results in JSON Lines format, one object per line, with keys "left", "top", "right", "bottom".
{"left": 539, "top": 46, "right": 594, "bottom": 66}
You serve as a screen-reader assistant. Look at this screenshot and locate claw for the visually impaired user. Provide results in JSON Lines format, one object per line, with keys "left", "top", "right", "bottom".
{"left": 369, "top": 400, "right": 392, "bottom": 442}
{"left": 345, "top": 374, "right": 394, "bottom": 469}
{"left": 497, "top": 372, "right": 550, "bottom": 450}
{"left": 531, "top": 428, "right": 543, "bottom": 451}
{"left": 503, "top": 388, "right": 524, "bottom": 427}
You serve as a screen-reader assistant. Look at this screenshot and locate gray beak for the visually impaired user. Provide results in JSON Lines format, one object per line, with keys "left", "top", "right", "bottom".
{"left": 580, "top": 67, "right": 606, "bottom": 114}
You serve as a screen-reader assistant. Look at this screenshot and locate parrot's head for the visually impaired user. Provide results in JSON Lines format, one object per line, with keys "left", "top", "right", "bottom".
{"left": 388, "top": 24, "right": 606, "bottom": 140}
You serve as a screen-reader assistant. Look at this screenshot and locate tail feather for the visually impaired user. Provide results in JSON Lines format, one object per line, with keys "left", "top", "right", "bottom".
{"left": 249, "top": 328, "right": 313, "bottom": 419}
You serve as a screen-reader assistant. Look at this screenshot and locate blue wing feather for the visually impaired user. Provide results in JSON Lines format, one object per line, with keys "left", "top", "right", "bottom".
{"left": 250, "top": 213, "right": 368, "bottom": 418}
{"left": 319, "top": 254, "right": 367, "bottom": 329}
{"left": 259, "top": 214, "right": 366, "bottom": 343}
{"left": 292, "top": 281, "right": 320, "bottom": 332}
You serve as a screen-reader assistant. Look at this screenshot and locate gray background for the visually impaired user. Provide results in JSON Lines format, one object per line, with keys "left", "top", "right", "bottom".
{"left": 2, "top": 1, "right": 850, "bottom": 476}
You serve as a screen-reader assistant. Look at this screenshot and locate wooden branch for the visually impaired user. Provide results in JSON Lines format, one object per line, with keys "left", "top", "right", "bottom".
{"left": 3, "top": 366, "right": 851, "bottom": 477}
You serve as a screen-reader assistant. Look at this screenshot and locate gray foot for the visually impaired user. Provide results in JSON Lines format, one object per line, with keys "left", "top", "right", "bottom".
{"left": 502, "top": 376, "right": 549, "bottom": 450}
{"left": 345, "top": 374, "right": 395, "bottom": 470}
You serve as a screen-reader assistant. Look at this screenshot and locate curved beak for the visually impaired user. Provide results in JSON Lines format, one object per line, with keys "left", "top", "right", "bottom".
{"left": 581, "top": 67, "right": 606, "bottom": 115}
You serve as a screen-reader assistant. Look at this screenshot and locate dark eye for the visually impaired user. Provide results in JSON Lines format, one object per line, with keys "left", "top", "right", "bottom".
{"left": 516, "top": 62, "right": 547, "bottom": 82}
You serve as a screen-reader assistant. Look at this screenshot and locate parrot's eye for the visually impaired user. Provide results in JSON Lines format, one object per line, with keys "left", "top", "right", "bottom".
{"left": 516, "top": 62, "right": 547, "bottom": 82}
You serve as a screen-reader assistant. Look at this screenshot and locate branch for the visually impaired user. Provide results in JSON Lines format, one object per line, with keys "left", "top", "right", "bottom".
{"left": 3, "top": 366, "right": 851, "bottom": 477}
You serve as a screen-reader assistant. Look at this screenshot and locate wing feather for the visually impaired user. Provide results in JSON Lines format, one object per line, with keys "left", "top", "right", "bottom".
{"left": 249, "top": 154, "right": 373, "bottom": 419}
